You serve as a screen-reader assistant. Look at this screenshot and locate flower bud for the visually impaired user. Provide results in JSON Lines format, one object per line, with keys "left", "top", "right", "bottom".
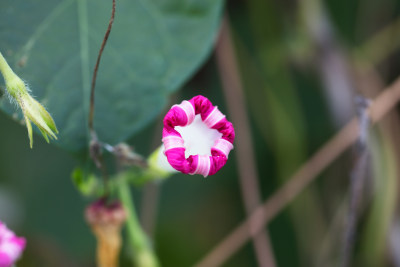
{"left": 85, "top": 199, "right": 126, "bottom": 267}
{"left": 0, "top": 52, "right": 58, "bottom": 148}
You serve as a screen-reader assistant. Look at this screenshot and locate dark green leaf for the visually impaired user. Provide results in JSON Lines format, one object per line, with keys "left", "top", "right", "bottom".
{"left": 0, "top": 0, "right": 223, "bottom": 152}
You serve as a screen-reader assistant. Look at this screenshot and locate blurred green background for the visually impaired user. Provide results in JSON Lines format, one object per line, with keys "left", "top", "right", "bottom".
{"left": 2, "top": 0, "right": 400, "bottom": 266}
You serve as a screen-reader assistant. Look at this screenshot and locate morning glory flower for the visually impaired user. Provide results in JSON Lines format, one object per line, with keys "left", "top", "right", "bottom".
{"left": 161, "top": 95, "right": 235, "bottom": 177}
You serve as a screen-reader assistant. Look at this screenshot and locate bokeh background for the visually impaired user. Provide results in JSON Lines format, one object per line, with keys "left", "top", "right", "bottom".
{"left": 2, "top": 0, "right": 400, "bottom": 266}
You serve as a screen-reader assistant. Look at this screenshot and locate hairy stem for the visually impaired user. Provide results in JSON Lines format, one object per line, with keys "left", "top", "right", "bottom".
{"left": 0, "top": 52, "right": 16, "bottom": 84}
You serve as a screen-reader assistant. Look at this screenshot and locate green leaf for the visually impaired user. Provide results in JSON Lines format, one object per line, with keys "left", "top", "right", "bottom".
{"left": 0, "top": 0, "right": 223, "bottom": 152}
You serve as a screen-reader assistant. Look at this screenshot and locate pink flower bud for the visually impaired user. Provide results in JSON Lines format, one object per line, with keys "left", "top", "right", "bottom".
{"left": 0, "top": 221, "right": 26, "bottom": 267}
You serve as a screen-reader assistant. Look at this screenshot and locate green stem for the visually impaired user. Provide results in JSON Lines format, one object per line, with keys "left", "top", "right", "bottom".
{"left": 0, "top": 51, "right": 27, "bottom": 99}
{"left": 118, "top": 178, "right": 160, "bottom": 267}
{"left": 0, "top": 52, "right": 17, "bottom": 84}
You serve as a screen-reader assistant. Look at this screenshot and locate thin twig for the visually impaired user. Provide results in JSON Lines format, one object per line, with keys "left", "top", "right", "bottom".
{"left": 88, "top": 0, "right": 116, "bottom": 133}
{"left": 194, "top": 76, "right": 400, "bottom": 267}
{"left": 214, "top": 15, "right": 276, "bottom": 267}
{"left": 88, "top": 0, "right": 116, "bottom": 194}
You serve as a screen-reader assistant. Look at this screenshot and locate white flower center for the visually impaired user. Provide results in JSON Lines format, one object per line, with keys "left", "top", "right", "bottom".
{"left": 175, "top": 114, "right": 222, "bottom": 157}
{"left": 155, "top": 115, "right": 223, "bottom": 173}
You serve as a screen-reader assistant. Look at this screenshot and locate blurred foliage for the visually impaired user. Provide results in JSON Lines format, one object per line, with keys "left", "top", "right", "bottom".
{"left": 1, "top": 0, "right": 400, "bottom": 266}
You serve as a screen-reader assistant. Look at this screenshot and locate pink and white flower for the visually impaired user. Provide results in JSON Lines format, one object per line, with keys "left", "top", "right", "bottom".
{"left": 0, "top": 221, "right": 25, "bottom": 267}
{"left": 161, "top": 95, "right": 235, "bottom": 177}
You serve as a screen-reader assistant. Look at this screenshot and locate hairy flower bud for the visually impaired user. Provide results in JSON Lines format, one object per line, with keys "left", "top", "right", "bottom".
{"left": 0, "top": 52, "right": 58, "bottom": 148}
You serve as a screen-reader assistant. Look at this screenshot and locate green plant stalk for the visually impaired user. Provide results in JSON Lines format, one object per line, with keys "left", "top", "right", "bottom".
{"left": 118, "top": 178, "right": 160, "bottom": 267}
{"left": 0, "top": 52, "right": 18, "bottom": 87}
{"left": 358, "top": 131, "right": 397, "bottom": 267}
